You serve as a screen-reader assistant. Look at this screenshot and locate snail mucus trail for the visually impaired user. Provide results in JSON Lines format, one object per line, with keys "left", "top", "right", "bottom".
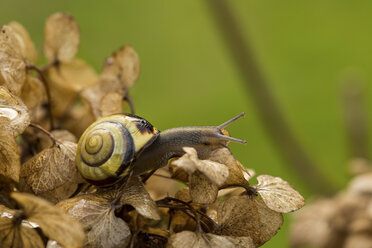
{"left": 76, "top": 112, "right": 247, "bottom": 186}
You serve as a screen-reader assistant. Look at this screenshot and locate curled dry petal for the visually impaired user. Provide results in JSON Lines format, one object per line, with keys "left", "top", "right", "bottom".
{"left": 0, "top": 129, "right": 21, "bottom": 182}
{"left": 11, "top": 192, "right": 85, "bottom": 248}
{"left": 7, "top": 21, "right": 38, "bottom": 62}
{"left": 57, "top": 194, "right": 131, "bottom": 248}
{"left": 21, "top": 141, "right": 81, "bottom": 194}
{"left": 256, "top": 174, "right": 305, "bottom": 213}
{"left": 214, "top": 195, "right": 283, "bottom": 247}
{"left": 173, "top": 147, "right": 229, "bottom": 186}
{"left": 44, "top": 12, "right": 80, "bottom": 63}
{"left": 102, "top": 45, "right": 140, "bottom": 89}
{"left": 207, "top": 148, "right": 248, "bottom": 186}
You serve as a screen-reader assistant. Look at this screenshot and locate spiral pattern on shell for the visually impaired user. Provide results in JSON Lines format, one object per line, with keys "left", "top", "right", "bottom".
{"left": 76, "top": 114, "right": 159, "bottom": 186}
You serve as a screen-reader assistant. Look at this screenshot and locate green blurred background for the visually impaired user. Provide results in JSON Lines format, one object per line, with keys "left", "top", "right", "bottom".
{"left": 2, "top": 0, "right": 372, "bottom": 246}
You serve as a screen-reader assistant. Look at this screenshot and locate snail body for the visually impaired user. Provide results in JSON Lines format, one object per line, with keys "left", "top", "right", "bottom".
{"left": 76, "top": 113, "right": 246, "bottom": 186}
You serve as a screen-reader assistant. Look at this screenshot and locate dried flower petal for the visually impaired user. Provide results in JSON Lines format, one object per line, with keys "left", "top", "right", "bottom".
{"left": 0, "top": 205, "right": 44, "bottom": 248}
{"left": 21, "top": 76, "right": 46, "bottom": 110}
{"left": 102, "top": 45, "right": 140, "bottom": 89}
{"left": 99, "top": 92, "right": 123, "bottom": 117}
{"left": 207, "top": 148, "right": 248, "bottom": 186}
{"left": 21, "top": 141, "right": 81, "bottom": 194}
{"left": 57, "top": 194, "right": 131, "bottom": 248}
{"left": 11, "top": 192, "right": 85, "bottom": 248}
{"left": 0, "top": 129, "right": 20, "bottom": 182}
{"left": 215, "top": 195, "right": 283, "bottom": 247}
{"left": 167, "top": 231, "right": 237, "bottom": 248}
{"left": 44, "top": 13, "right": 80, "bottom": 63}
{"left": 173, "top": 147, "right": 229, "bottom": 186}
{"left": 190, "top": 170, "right": 218, "bottom": 204}
{"left": 256, "top": 174, "right": 305, "bottom": 213}
{"left": 7, "top": 21, "right": 38, "bottom": 62}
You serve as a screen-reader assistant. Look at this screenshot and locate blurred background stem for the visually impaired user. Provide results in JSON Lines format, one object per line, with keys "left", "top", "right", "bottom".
{"left": 205, "top": 0, "right": 335, "bottom": 194}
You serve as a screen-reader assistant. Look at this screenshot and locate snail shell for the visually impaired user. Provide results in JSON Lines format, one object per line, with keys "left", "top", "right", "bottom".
{"left": 76, "top": 114, "right": 159, "bottom": 186}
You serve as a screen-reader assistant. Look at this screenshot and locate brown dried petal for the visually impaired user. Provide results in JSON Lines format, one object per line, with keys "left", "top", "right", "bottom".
{"left": 38, "top": 181, "right": 78, "bottom": 204}
{"left": 145, "top": 167, "right": 181, "bottom": 201}
{"left": 120, "top": 176, "right": 161, "bottom": 220}
{"left": 0, "top": 103, "right": 30, "bottom": 136}
{"left": 0, "top": 49, "right": 26, "bottom": 96}
{"left": 102, "top": 45, "right": 140, "bottom": 89}
{"left": 21, "top": 76, "right": 46, "bottom": 110}
{"left": 256, "top": 174, "right": 305, "bottom": 213}
{"left": 100, "top": 92, "right": 123, "bottom": 117}
{"left": 0, "top": 130, "right": 20, "bottom": 182}
{"left": 0, "top": 205, "right": 44, "bottom": 248}
{"left": 44, "top": 13, "right": 80, "bottom": 63}
{"left": 208, "top": 148, "right": 248, "bottom": 186}
{"left": 167, "top": 231, "right": 243, "bottom": 248}
{"left": 80, "top": 75, "right": 123, "bottom": 119}
{"left": 216, "top": 195, "right": 283, "bottom": 247}
{"left": 7, "top": 22, "right": 38, "bottom": 62}
{"left": 57, "top": 194, "right": 131, "bottom": 248}
{"left": 190, "top": 171, "right": 218, "bottom": 204}
{"left": 11, "top": 192, "right": 85, "bottom": 248}
{"left": 21, "top": 141, "right": 80, "bottom": 193}
{"left": 173, "top": 147, "right": 229, "bottom": 186}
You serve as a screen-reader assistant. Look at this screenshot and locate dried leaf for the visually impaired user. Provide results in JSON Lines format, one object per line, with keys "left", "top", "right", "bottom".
{"left": 7, "top": 21, "right": 38, "bottom": 62}
{"left": 167, "top": 231, "right": 237, "bottom": 248}
{"left": 173, "top": 147, "right": 229, "bottom": 186}
{"left": 145, "top": 167, "right": 181, "bottom": 201}
{"left": 207, "top": 148, "right": 248, "bottom": 186}
{"left": 190, "top": 171, "right": 218, "bottom": 204}
{"left": 97, "top": 176, "right": 161, "bottom": 220}
{"left": 0, "top": 130, "right": 20, "bottom": 182}
{"left": 256, "top": 174, "right": 305, "bottom": 213}
{"left": 12, "top": 192, "right": 85, "bottom": 248}
{"left": 222, "top": 236, "right": 255, "bottom": 248}
{"left": 44, "top": 13, "right": 80, "bottom": 63}
{"left": 57, "top": 194, "right": 131, "bottom": 248}
{"left": 100, "top": 92, "right": 124, "bottom": 117}
{"left": 21, "top": 141, "right": 81, "bottom": 194}
{"left": 80, "top": 75, "right": 123, "bottom": 119}
{"left": 0, "top": 175, "right": 17, "bottom": 208}
{"left": 21, "top": 75, "right": 46, "bottom": 110}
{"left": 0, "top": 205, "right": 44, "bottom": 248}
{"left": 119, "top": 176, "right": 160, "bottom": 220}
{"left": 48, "top": 59, "right": 98, "bottom": 117}
{"left": 102, "top": 45, "right": 140, "bottom": 89}
{"left": 215, "top": 195, "right": 283, "bottom": 247}
{"left": 38, "top": 181, "right": 78, "bottom": 204}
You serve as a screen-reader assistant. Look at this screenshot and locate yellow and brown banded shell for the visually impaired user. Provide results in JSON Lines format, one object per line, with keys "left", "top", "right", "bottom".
{"left": 76, "top": 114, "right": 159, "bottom": 186}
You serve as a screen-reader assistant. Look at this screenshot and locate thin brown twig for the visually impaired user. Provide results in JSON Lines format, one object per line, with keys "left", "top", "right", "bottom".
{"left": 205, "top": 0, "right": 335, "bottom": 194}
{"left": 26, "top": 64, "right": 55, "bottom": 129}
{"left": 28, "top": 122, "right": 58, "bottom": 145}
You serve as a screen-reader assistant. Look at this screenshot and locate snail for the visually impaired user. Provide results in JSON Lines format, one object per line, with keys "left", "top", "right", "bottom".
{"left": 76, "top": 113, "right": 246, "bottom": 186}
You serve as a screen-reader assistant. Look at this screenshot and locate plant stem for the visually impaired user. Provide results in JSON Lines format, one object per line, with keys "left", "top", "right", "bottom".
{"left": 28, "top": 122, "right": 58, "bottom": 145}
{"left": 205, "top": 0, "right": 335, "bottom": 194}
